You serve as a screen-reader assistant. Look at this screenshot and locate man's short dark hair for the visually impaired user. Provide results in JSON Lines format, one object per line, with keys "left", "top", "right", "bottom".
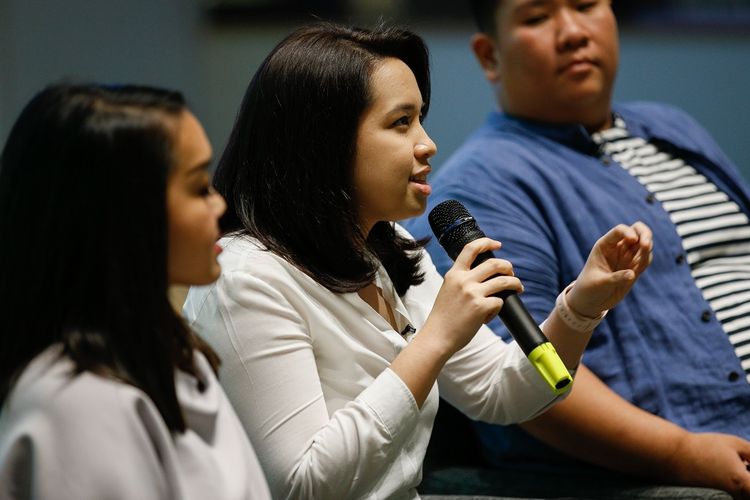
{"left": 470, "top": 0, "right": 501, "bottom": 36}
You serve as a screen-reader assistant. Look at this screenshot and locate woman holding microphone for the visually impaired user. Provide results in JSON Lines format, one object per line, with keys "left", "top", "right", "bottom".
{"left": 184, "top": 22, "right": 652, "bottom": 499}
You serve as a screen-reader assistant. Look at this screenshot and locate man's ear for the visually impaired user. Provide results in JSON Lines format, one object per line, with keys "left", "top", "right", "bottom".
{"left": 471, "top": 33, "right": 502, "bottom": 83}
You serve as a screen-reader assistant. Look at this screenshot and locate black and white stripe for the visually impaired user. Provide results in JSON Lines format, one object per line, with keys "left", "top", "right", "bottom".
{"left": 593, "top": 118, "right": 750, "bottom": 380}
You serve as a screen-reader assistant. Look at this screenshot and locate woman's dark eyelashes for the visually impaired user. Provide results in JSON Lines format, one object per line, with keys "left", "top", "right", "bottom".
{"left": 392, "top": 115, "right": 410, "bottom": 127}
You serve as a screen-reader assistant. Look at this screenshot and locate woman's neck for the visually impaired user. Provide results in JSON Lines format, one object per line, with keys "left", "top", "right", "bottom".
{"left": 357, "top": 282, "right": 398, "bottom": 331}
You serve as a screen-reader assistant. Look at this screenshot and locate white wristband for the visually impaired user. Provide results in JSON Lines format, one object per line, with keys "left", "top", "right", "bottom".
{"left": 555, "top": 282, "right": 607, "bottom": 332}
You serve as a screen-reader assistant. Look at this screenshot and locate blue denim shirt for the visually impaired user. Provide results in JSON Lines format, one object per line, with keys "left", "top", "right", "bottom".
{"left": 404, "top": 101, "right": 750, "bottom": 471}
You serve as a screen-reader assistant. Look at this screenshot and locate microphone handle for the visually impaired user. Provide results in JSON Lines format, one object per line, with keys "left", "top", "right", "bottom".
{"left": 498, "top": 294, "right": 548, "bottom": 356}
{"left": 471, "top": 250, "right": 572, "bottom": 393}
{"left": 471, "top": 249, "right": 547, "bottom": 355}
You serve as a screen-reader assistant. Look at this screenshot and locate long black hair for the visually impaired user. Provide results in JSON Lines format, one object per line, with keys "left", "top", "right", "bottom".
{"left": 0, "top": 83, "right": 217, "bottom": 432}
{"left": 214, "top": 22, "right": 430, "bottom": 295}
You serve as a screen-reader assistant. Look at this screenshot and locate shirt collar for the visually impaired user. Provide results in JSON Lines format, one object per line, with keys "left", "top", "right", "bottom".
{"left": 487, "top": 110, "right": 601, "bottom": 156}
{"left": 485, "top": 105, "right": 674, "bottom": 157}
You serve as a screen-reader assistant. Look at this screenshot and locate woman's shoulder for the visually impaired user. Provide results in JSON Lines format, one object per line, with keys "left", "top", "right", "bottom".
{"left": 0, "top": 346, "right": 175, "bottom": 490}
{"left": 184, "top": 233, "right": 325, "bottom": 324}
{"left": 0, "top": 348, "right": 194, "bottom": 499}
{"left": 210, "top": 233, "right": 324, "bottom": 297}
{"left": 1, "top": 347, "right": 160, "bottom": 435}
{"left": 219, "top": 234, "right": 302, "bottom": 279}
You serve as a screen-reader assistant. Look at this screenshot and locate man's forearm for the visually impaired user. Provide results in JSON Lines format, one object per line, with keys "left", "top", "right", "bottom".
{"left": 518, "top": 364, "right": 750, "bottom": 498}
{"left": 521, "top": 364, "right": 686, "bottom": 477}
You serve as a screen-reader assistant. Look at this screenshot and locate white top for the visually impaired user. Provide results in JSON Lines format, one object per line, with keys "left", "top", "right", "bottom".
{"left": 0, "top": 346, "right": 271, "bottom": 500}
{"left": 183, "top": 229, "right": 564, "bottom": 500}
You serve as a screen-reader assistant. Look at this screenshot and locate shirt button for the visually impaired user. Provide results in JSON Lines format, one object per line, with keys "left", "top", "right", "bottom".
{"left": 645, "top": 193, "right": 656, "bottom": 204}
{"left": 601, "top": 156, "right": 611, "bottom": 166}
{"left": 728, "top": 371, "right": 740, "bottom": 382}
{"left": 675, "top": 254, "right": 685, "bottom": 264}
{"left": 700, "top": 310, "right": 712, "bottom": 322}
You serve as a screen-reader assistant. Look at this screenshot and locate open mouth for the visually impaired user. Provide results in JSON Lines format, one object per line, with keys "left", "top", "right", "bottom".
{"left": 409, "top": 174, "right": 431, "bottom": 196}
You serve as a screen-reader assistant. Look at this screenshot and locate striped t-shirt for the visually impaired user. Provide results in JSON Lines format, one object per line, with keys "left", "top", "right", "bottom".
{"left": 593, "top": 117, "right": 750, "bottom": 383}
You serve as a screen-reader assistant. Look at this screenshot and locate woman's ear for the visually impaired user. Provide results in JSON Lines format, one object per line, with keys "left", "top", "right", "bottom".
{"left": 471, "top": 33, "right": 502, "bottom": 83}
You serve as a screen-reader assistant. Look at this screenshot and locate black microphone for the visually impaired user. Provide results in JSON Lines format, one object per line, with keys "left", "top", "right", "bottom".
{"left": 428, "top": 199, "right": 571, "bottom": 394}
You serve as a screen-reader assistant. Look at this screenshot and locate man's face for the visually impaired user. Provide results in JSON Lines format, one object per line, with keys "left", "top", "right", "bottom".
{"left": 490, "top": 0, "right": 619, "bottom": 130}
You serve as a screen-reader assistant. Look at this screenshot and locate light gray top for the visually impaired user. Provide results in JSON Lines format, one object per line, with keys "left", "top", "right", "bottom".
{"left": 0, "top": 345, "right": 271, "bottom": 500}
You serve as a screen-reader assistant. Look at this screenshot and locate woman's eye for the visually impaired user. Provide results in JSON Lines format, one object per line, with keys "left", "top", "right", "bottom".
{"left": 392, "top": 115, "right": 410, "bottom": 127}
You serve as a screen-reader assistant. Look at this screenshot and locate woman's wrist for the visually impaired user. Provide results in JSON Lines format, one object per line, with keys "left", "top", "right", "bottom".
{"left": 413, "top": 319, "right": 459, "bottom": 362}
{"left": 555, "top": 282, "right": 607, "bottom": 332}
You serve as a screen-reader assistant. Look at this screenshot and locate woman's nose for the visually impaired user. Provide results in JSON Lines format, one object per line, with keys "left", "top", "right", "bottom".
{"left": 415, "top": 133, "right": 437, "bottom": 160}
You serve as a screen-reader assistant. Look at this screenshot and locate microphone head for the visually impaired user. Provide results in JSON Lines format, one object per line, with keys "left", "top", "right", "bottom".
{"left": 428, "top": 200, "right": 469, "bottom": 238}
{"left": 428, "top": 200, "right": 486, "bottom": 260}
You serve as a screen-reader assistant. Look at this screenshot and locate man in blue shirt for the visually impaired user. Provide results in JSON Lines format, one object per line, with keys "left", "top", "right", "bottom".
{"left": 405, "top": 0, "right": 750, "bottom": 497}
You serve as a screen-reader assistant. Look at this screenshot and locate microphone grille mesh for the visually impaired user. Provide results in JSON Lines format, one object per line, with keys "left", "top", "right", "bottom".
{"left": 428, "top": 199, "right": 471, "bottom": 239}
{"left": 428, "top": 200, "right": 487, "bottom": 260}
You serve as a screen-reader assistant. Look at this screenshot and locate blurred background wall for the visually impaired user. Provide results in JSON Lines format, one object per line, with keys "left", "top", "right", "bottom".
{"left": 2, "top": 0, "right": 750, "bottom": 177}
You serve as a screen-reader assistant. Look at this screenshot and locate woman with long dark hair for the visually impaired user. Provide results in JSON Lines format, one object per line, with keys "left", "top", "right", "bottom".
{"left": 0, "top": 83, "right": 271, "bottom": 499}
{"left": 184, "top": 22, "right": 652, "bottom": 499}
